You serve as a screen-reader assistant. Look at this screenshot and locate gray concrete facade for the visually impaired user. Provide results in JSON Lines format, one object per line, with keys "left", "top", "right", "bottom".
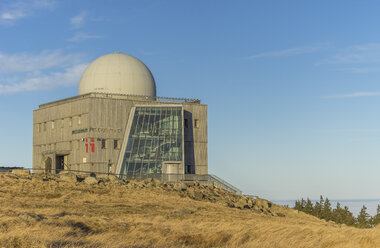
{"left": 33, "top": 92, "right": 208, "bottom": 177}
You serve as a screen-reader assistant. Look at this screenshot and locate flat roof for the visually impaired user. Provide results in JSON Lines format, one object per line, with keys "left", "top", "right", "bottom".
{"left": 38, "top": 92, "right": 202, "bottom": 109}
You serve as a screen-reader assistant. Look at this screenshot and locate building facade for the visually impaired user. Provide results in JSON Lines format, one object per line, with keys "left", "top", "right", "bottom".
{"left": 33, "top": 53, "right": 208, "bottom": 179}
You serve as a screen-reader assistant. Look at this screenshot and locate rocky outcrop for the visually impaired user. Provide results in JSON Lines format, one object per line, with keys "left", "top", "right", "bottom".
{"left": 24, "top": 173, "right": 283, "bottom": 217}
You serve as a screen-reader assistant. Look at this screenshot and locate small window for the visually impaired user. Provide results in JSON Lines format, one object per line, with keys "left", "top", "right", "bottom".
{"left": 101, "top": 139, "right": 107, "bottom": 149}
{"left": 184, "top": 119, "right": 189, "bottom": 128}
{"left": 43, "top": 122, "right": 47, "bottom": 131}
{"left": 194, "top": 119, "right": 200, "bottom": 128}
{"left": 78, "top": 115, "right": 81, "bottom": 125}
{"left": 114, "top": 140, "right": 120, "bottom": 149}
{"left": 37, "top": 124, "right": 41, "bottom": 132}
{"left": 61, "top": 119, "right": 64, "bottom": 128}
{"left": 51, "top": 121, "right": 55, "bottom": 129}
{"left": 69, "top": 117, "right": 72, "bottom": 127}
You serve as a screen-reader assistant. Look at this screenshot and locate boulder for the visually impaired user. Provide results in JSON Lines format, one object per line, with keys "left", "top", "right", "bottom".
{"left": 194, "top": 191, "right": 204, "bottom": 201}
{"left": 173, "top": 183, "right": 187, "bottom": 191}
{"left": 83, "top": 176, "right": 99, "bottom": 185}
{"left": 233, "top": 198, "right": 249, "bottom": 209}
{"left": 59, "top": 173, "right": 78, "bottom": 183}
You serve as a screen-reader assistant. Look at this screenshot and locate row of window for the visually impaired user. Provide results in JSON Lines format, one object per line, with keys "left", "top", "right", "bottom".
{"left": 38, "top": 139, "right": 120, "bottom": 150}
{"left": 100, "top": 139, "right": 120, "bottom": 149}
{"left": 37, "top": 117, "right": 200, "bottom": 133}
{"left": 37, "top": 116, "right": 82, "bottom": 132}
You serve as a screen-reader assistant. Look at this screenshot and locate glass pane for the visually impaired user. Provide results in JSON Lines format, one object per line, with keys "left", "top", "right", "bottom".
{"left": 120, "top": 106, "right": 183, "bottom": 178}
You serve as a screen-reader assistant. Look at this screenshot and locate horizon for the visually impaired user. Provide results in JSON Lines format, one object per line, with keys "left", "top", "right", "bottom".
{"left": 2, "top": 0, "right": 380, "bottom": 200}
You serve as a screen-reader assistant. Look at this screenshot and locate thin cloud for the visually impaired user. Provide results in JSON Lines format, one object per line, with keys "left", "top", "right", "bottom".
{"left": 245, "top": 44, "right": 328, "bottom": 59}
{"left": 0, "top": 0, "right": 56, "bottom": 24}
{"left": 336, "top": 67, "right": 380, "bottom": 73}
{"left": 320, "top": 43, "right": 380, "bottom": 65}
{"left": 67, "top": 32, "right": 102, "bottom": 42}
{"left": 70, "top": 10, "right": 86, "bottom": 28}
{"left": 324, "top": 92, "right": 380, "bottom": 99}
{"left": 0, "top": 50, "right": 88, "bottom": 94}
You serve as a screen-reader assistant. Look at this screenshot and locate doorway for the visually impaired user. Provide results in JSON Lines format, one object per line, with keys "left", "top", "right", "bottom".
{"left": 56, "top": 155, "right": 65, "bottom": 174}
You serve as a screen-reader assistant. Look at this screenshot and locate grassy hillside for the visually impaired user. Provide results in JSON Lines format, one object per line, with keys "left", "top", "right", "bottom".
{"left": 0, "top": 173, "right": 379, "bottom": 248}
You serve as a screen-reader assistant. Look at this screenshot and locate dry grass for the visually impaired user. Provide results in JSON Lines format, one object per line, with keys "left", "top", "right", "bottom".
{"left": 0, "top": 174, "right": 380, "bottom": 248}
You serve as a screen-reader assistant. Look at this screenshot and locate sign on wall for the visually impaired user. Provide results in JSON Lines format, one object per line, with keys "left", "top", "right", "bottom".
{"left": 85, "top": 138, "right": 95, "bottom": 153}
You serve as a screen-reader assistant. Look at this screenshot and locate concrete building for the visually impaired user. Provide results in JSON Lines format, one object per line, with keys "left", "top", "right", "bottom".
{"left": 33, "top": 52, "right": 208, "bottom": 180}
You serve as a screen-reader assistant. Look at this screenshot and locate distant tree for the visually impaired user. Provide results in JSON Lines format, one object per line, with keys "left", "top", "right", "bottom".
{"left": 294, "top": 200, "right": 301, "bottom": 211}
{"left": 321, "top": 197, "right": 332, "bottom": 221}
{"left": 313, "top": 201, "right": 322, "bottom": 218}
{"left": 357, "top": 205, "right": 371, "bottom": 228}
{"left": 343, "top": 206, "right": 356, "bottom": 226}
{"left": 319, "top": 195, "right": 324, "bottom": 207}
{"left": 332, "top": 202, "right": 344, "bottom": 224}
{"left": 304, "top": 198, "right": 313, "bottom": 214}
{"left": 293, "top": 196, "right": 357, "bottom": 228}
{"left": 300, "top": 198, "right": 306, "bottom": 210}
{"left": 370, "top": 204, "right": 380, "bottom": 226}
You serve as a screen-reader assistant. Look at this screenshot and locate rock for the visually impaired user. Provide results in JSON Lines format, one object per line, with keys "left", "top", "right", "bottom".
{"left": 194, "top": 191, "right": 204, "bottom": 201}
{"left": 59, "top": 173, "right": 78, "bottom": 183}
{"left": 247, "top": 199, "right": 254, "bottom": 208}
{"left": 255, "top": 198, "right": 270, "bottom": 209}
{"left": 83, "top": 177, "right": 99, "bottom": 185}
{"left": 234, "top": 198, "right": 249, "bottom": 209}
{"left": 173, "top": 183, "right": 187, "bottom": 191}
{"left": 277, "top": 213, "right": 286, "bottom": 217}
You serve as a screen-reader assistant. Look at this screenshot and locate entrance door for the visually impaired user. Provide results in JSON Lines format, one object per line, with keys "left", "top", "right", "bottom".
{"left": 56, "top": 155, "right": 64, "bottom": 174}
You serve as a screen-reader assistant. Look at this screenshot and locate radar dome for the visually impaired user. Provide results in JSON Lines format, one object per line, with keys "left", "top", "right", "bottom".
{"left": 78, "top": 52, "right": 156, "bottom": 96}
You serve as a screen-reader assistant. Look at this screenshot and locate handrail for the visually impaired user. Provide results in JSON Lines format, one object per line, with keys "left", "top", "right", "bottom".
{"left": 208, "top": 174, "right": 242, "bottom": 195}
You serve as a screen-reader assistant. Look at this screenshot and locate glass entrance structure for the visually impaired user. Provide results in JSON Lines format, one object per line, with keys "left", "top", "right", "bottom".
{"left": 119, "top": 106, "right": 183, "bottom": 177}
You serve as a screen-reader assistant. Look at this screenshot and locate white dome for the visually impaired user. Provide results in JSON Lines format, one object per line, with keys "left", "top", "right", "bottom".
{"left": 78, "top": 52, "right": 156, "bottom": 96}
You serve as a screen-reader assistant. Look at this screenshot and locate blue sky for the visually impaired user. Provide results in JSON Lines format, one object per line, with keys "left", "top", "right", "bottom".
{"left": 2, "top": 0, "right": 380, "bottom": 200}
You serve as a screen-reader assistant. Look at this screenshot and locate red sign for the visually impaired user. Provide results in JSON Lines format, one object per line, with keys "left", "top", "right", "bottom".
{"left": 85, "top": 138, "right": 95, "bottom": 153}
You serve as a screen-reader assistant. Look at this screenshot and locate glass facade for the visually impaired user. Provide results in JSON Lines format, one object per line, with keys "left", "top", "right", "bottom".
{"left": 120, "top": 106, "right": 183, "bottom": 177}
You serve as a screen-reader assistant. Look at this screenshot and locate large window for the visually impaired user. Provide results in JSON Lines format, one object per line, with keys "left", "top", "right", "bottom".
{"left": 120, "top": 106, "right": 183, "bottom": 177}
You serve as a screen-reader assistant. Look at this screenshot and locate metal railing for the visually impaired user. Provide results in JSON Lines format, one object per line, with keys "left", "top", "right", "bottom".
{"left": 30, "top": 168, "right": 242, "bottom": 195}
{"left": 208, "top": 174, "right": 242, "bottom": 195}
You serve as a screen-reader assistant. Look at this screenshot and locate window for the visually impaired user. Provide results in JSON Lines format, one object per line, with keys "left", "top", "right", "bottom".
{"left": 61, "top": 119, "right": 64, "bottom": 128}
{"left": 51, "top": 121, "right": 55, "bottom": 129}
{"left": 78, "top": 115, "right": 81, "bottom": 125}
{"left": 69, "top": 117, "right": 72, "bottom": 127}
{"left": 184, "top": 118, "right": 189, "bottom": 128}
{"left": 101, "top": 139, "right": 107, "bottom": 149}
{"left": 194, "top": 119, "right": 200, "bottom": 128}
{"left": 114, "top": 140, "right": 120, "bottom": 149}
{"left": 120, "top": 106, "right": 183, "bottom": 177}
{"left": 43, "top": 122, "right": 47, "bottom": 131}
{"left": 37, "top": 124, "right": 41, "bottom": 132}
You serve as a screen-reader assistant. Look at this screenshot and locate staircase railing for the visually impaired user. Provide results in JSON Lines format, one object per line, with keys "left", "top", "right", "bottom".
{"left": 208, "top": 174, "right": 242, "bottom": 195}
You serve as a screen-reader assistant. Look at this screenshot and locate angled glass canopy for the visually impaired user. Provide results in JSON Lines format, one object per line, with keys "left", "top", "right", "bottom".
{"left": 120, "top": 106, "right": 183, "bottom": 177}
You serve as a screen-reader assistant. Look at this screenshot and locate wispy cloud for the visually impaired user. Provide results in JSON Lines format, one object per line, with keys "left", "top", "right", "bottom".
{"left": 0, "top": 0, "right": 56, "bottom": 25}
{"left": 66, "top": 32, "right": 102, "bottom": 42}
{"left": 245, "top": 44, "right": 328, "bottom": 59}
{"left": 324, "top": 92, "right": 380, "bottom": 99}
{"left": 321, "top": 43, "right": 380, "bottom": 64}
{"left": 0, "top": 50, "right": 88, "bottom": 94}
{"left": 70, "top": 10, "right": 86, "bottom": 28}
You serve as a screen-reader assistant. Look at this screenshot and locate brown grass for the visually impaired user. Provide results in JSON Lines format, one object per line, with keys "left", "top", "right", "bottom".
{"left": 0, "top": 174, "right": 380, "bottom": 248}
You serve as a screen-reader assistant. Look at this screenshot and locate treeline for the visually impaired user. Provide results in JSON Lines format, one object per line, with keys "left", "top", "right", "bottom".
{"left": 294, "top": 196, "right": 380, "bottom": 228}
